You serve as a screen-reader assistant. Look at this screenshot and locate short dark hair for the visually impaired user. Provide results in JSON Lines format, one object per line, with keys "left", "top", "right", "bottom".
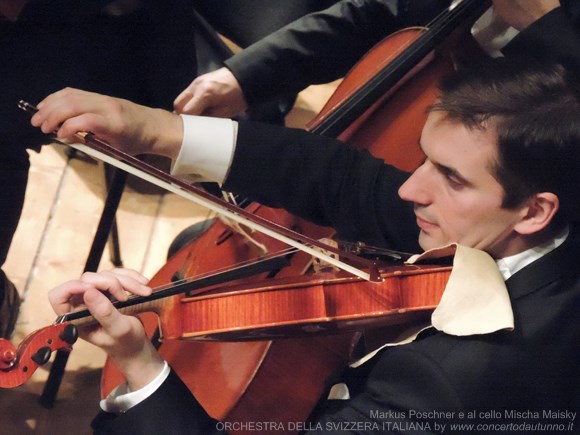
{"left": 431, "top": 57, "right": 580, "bottom": 226}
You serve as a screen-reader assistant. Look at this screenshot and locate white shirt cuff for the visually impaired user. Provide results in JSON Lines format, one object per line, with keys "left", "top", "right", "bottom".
{"left": 99, "top": 361, "right": 171, "bottom": 414}
{"left": 172, "top": 114, "right": 237, "bottom": 184}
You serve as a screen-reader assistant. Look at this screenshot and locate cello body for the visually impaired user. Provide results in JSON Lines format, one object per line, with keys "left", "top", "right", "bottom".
{"left": 101, "top": 204, "right": 353, "bottom": 433}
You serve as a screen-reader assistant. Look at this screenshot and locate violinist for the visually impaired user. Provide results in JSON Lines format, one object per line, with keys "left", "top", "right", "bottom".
{"left": 34, "top": 57, "right": 580, "bottom": 433}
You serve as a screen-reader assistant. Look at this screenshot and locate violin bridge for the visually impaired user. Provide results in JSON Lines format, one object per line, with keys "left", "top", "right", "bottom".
{"left": 311, "top": 238, "right": 341, "bottom": 273}
{"left": 217, "top": 215, "right": 268, "bottom": 254}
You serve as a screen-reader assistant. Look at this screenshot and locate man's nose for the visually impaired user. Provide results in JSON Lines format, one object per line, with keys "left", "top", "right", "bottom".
{"left": 398, "top": 165, "right": 431, "bottom": 205}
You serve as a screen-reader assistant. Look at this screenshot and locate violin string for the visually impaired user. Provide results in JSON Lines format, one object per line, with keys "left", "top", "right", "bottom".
{"left": 56, "top": 246, "right": 300, "bottom": 322}
{"left": 142, "top": 246, "right": 299, "bottom": 295}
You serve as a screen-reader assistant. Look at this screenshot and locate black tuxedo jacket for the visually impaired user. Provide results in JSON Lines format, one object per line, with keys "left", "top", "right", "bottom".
{"left": 226, "top": 0, "right": 580, "bottom": 109}
{"left": 224, "top": 0, "right": 450, "bottom": 107}
{"left": 93, "top": 122, "right": 580, "bottom": 434}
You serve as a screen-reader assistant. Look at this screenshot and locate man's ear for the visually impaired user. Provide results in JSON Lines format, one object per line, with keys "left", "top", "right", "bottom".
{"left": 514, "top": 192, "right": 559, "bottom": 235}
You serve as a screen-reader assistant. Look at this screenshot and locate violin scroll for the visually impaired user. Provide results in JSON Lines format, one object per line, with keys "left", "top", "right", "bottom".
{"left": 0, "top": 323, "right": 77, "bottom": 388}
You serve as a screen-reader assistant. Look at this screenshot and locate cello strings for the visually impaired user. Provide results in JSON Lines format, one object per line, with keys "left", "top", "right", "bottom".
{"left": 314, "top": 0, "right": 486, "bottom": 137}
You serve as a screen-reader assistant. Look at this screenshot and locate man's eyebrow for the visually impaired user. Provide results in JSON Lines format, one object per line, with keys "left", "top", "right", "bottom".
{"left": 418, "top": 140, "right": 471, "bottom": 186}
{"left": 433, "top": 162, "right": 471, "bottom": 185}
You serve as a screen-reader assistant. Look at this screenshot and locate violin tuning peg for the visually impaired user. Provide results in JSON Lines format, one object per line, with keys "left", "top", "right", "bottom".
{"left": 2, "top": 349, "right": 16, "bottom": 365}
{"left": 0, "top": 338, "right": 17, "bottom": 369}
{"left": 31, "top": 346, "right": 52, "bottom": 366}
{"left": 59, "top": 324, "right": 78, "bottom": 345}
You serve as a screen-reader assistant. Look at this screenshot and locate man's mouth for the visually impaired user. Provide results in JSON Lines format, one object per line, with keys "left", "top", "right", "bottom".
{"left": 415, "top": 214, "right": 438, "bottom": 231}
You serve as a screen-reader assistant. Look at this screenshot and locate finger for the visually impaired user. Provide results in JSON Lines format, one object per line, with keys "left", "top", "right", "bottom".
{"left": 78, "top": 271, "right": 129, "bottom": 302}
{"left": 48, "top": 280, "right": 97, "bottom": 315}
{"left": 79, "top": 270, "right": 151, "bottom": 301}
{"left": 33, "top": 88, "right": 112, "bottom": 136}
{"left": 178, "top": 92, "right": 209, "bottom": 115}
{"left": 106, "top": 268, "right": 150, "bottom": 285}
{"left": 173, "top": 88, "right": 194, "bottom": 113}
{"left": 55, "top": 113, "right": 115, "bottom": 143}
{"left": 99, "top": 269, "right": 152, "bottom": 297}
{"left": 35, "top": 87, "right": 81, "bottom": 110}
{"left": 32, "top": 92, "right": 90, "bottom": 134}
{"left": 82, "top": 288, "right": 133, "bottom": 337}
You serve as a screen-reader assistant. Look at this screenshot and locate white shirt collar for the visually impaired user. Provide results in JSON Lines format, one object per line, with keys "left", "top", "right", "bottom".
{"left": 496, "top": 226, "right": 569, "bottom": 281}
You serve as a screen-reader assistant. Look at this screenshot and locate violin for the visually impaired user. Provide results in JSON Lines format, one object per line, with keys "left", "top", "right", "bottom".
{"left": 2, "top": 109, "right": 453, "bottom": 431}
{"left": 132, "top": 2, "right": 487, "bottom": 429}
{"left": 0, "top": 242, "right": 451, "bottom": 431}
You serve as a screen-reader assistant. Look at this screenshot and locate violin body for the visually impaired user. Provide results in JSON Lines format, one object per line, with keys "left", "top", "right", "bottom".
{"left": 170, "top": 264, "right": 451, "bottom": 341}
{"left": 308, "top": 27, "right": 443, "bottom": 171}
{"left": 96, "top": 201, "right": 449, "bottom": 432}
{"left": 152, "top": 330, "right": 355, "bottom": 431}
{"left": 308, "top": 1, "right": 489, "bottom": 170}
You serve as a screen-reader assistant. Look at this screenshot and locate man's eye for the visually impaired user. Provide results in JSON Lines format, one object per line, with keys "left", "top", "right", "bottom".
{"left": 446, "top": 174, "right": 464, "bottom": 189}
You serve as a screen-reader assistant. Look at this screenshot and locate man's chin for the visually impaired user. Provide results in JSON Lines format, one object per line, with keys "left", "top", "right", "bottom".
{"left": 418, "top": 232, "right": 447, "bottom": 252}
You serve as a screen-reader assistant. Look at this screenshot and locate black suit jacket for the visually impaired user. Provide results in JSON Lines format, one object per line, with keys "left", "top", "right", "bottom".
{"left": 224, "top": 0, "right": 450, "bottom": 107}
{"left": 93, "top": 122, "right": 580, "bottom": 434}
{"left": 226, "top": 0, "right": 580, "bottom": 109}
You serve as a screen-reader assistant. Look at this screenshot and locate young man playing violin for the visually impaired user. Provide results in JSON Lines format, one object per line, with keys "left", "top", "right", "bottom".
{"left": 33, "top": 57, "right": 579, "bottom": 433}
{"left": 0, "top": 0, "right": 450, "bottom": 343}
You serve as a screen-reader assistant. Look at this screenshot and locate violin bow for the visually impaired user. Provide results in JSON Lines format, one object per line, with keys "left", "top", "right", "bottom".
{"left": 18, "top": 101, "right": 381, "bottom": 282}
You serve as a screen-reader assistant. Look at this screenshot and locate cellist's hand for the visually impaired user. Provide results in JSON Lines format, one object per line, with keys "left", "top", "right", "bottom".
{"left": 31, "top": 88, "right": 184, "bottom": 160}
{"left": 49, "top": 268, "right": 165, "bottom": 390}
{"left": 492, "top": 0, "right": 560, "bottom": 30}
{"left": 173, "top": 67, "right": 248, "bottom": 117}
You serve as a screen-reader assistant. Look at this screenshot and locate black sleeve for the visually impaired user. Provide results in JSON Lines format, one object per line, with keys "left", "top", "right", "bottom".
{"left": 224, "top": 0, "right": 450, "bottom": 106}
{"left": 223, "top": 121, "right": 420, "bottom": 252}
{"left": 90, "top": 347, "right": 461, "bottom": 435}
{"left": 304, "top": 345, "right": 463, "bottom": 434}
{"left": 20, "top": 0, "right": 115, "bottom": 20}
{"left": 91, "top": 370, "right": 225, "bottom": 435}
